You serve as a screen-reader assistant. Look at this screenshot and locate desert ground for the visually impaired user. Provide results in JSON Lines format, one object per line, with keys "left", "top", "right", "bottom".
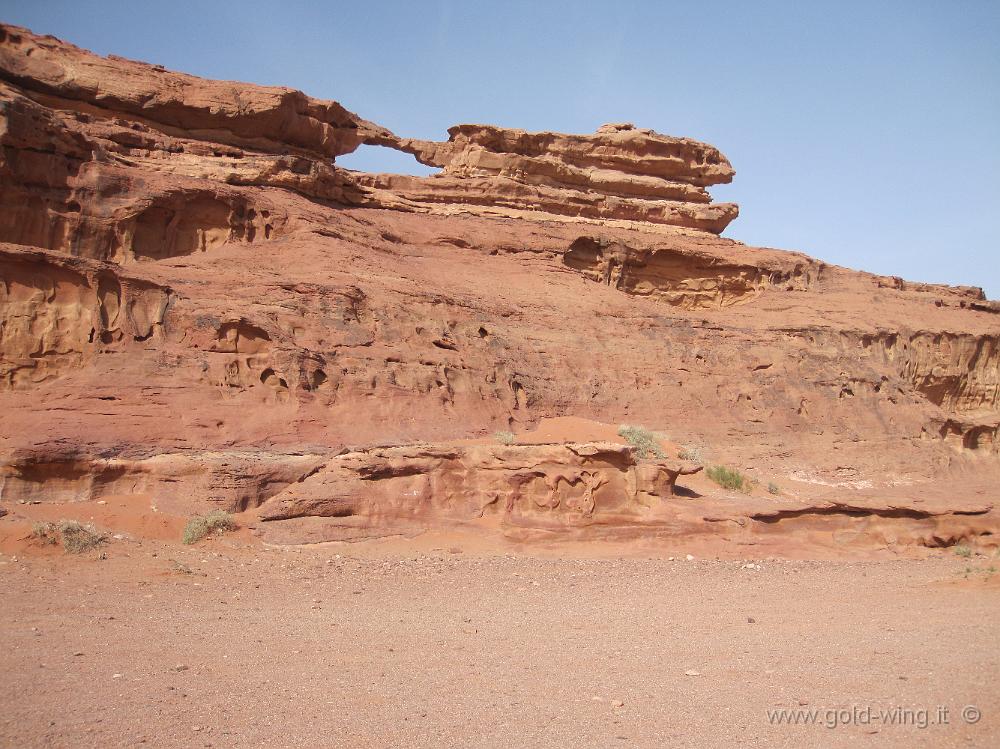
{"left": 2, "top": 506, "right": 999, "bottom": 749}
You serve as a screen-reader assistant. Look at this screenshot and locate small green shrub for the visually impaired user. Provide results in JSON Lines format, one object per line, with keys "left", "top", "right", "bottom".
{"left": 32, "top": 520, "right": 106, "bottom": 553}
{"left": 954, "top": 544, "right": 973, "bottom": 558}
{"left": 767, "top": 482, "right": 780, "bottom": 495}
{"left": 678, "top": 446, "right": 704, "bottom": 462}
{"left": 618, "top": 425, "right": 664, "bottom": 460}
{"left": 494, "top": 430, "right": 516, "bottom": 445}
{"left": 707, "top": 465, "right": 749, "bottom": 493}
{"left": 182, "top": 510, "right": 236, "bottom": 545}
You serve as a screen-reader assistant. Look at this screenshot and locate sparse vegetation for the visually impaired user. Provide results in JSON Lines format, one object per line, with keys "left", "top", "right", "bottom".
{"left": 958, "top": 564, "right": 997, "bottom": 580}
{"left": 954, "top": 544, "right": 973, "bottom": 558}
{"left": 678, "top": 446, "right": 704, "bottom": 462}
{"left": 59, "top": 521, "right": 107, "bottom": 553}
{"left": 32, "top": 520, "right": 106, "bottom": 553}
{"left": 182, "top": 510, "right": 236, "bottom": 545}
{"left": 707, "top": 465, "right": 750, "bottom": 493}
{"left": 767, "top": 482, "right": 781, "bottom": 495}
{"left": 618, "top": 425, "right": 664, "bottom": 460}
{"left": 494, "top": 430, "right": 516, "bottom": 445}
{"left": 32, "top": 522, "right": 59, "bottom": 545}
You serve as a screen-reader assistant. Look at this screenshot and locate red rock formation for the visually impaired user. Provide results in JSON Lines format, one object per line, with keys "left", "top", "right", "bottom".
{"left": 358, "top": 122, "right": 739, "bottom": 231}
{"left": 255, "top": 441, "right": 705, "bottom": 541}
{"left": 253, "top": 435, "right": 998, "bottom": 549}
{"left": 0, "top": 24, "right": 388, "bottom": 157}
{"left": 1, "top": 23, "right": 997, "bottom": 554}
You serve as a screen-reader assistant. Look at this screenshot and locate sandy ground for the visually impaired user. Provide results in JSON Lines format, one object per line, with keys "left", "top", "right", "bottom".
{"left": 1, "top": 515, "right": 999, "bottom": 749}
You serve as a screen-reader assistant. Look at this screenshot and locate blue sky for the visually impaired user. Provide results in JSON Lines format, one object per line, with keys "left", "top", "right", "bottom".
{"left": 3, "top": 1, "right": 998, "bottom": 297}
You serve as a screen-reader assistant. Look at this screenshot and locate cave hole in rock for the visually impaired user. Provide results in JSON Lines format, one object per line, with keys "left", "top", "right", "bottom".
{"left": 260, "top": 367, "right": 288, "bottom": 390}
{"left": 336, "top": 145, "right": 440, "bottom": 176}
{"left": 309, "top": 369, "right": 328, "bottom": 391}
{"left": 131, "top": 196, "right": 233, "bottom": 260}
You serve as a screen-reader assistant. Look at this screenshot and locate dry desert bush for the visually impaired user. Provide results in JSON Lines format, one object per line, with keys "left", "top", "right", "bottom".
{"left": 707, "top": 465, "right": 751, "bottom": 493}
{"left": 32, "top": 520, "right": 107, "bottom": 553}
{"left": 618, "top": 425, "right": 664, "bottom": 459}
{"left": 182, "top": 510, "right": 236, "bottom": 545}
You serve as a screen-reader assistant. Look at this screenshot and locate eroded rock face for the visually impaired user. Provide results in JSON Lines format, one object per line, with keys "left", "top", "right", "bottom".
{"left": 0, "top": 448, "right": 325, "bottom": 514}
{"left": 0, "top": 23, "right": 998, "bottom": 553}
{"left": 562, "top": 235, "right": 816, "bottom": 309}
{"left": 0, "top": 244, "right": 169, "bottom": 388}
{"left": 397, "top": 122, "right": 735, "bottom": 186}
{"left": 0, "top": 85, "right": 299, "bottom": 262}
{"left": 257, "top": 442, "right": 699, "bottom": 535}
{"left": 253, "top": 438, "right": 999, "bottom": 550}
{"left": 0, "top": 25, "right": 388, "bottom": 157}
{"left": 360, "top": 122, "right": 738, "bottom": 232}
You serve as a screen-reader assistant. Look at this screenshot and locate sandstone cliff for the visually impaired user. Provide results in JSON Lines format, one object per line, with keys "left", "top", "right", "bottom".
{"left": 358, "top": 122, "right": 738, "bottom": 231}
{"left": 1, "top": 23, "right": 997, "bottom": 554}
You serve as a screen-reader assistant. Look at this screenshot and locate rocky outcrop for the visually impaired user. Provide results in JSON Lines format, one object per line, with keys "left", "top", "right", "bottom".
{"left": 392, "top": 123, "right": 735, "bottom": 187}
{"left": 0, "top": 23, "right": 734, "bottom": 236}
{"left": 932, "top": 413, "right": 1000, "bottom": 454}
{"left": 253, "top": 437, "right": 999, "bottom": 551}
{"left": 562, "top": 235, "right": 818, "bottom": 309}
{"left": 0, "top": 24, "right": 388, "bottom": 157}
{"left": 888, "top": 332, "right": 1000, "bottom": 413}
{"left": 790, "top": 327, "right": 1000, "bottom": 420}
{"left": 353, "top": 171, "right": 737, "bottom": 233}
{"left": 359, "top": 122, "right": 739, "bottom": 232}
{"left": 0, "top": 448, "right": 325, "bottom": 513}
{"left": 257, "top": 441, "right": 702, "bottom": 537}
{"left": 0, "top": 78, "right": 302, "bottom": 261}
{"left": 0, "top": 243, "right": 169, "bottom": 388}
{"left": 0, "top": 23, "right": 998, "bottom": 555}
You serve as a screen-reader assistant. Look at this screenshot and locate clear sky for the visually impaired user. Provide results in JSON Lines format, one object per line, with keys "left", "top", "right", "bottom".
{"left": 3, "top": 1, "right": 998, "bottom": 298}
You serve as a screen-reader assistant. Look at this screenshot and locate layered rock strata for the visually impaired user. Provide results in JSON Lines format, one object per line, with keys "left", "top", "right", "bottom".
{"left": 359, "top": 122, "right": 738, "bottom": 231}
{"left": 0, "top": 23, "right": 997, "bottom": 553}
